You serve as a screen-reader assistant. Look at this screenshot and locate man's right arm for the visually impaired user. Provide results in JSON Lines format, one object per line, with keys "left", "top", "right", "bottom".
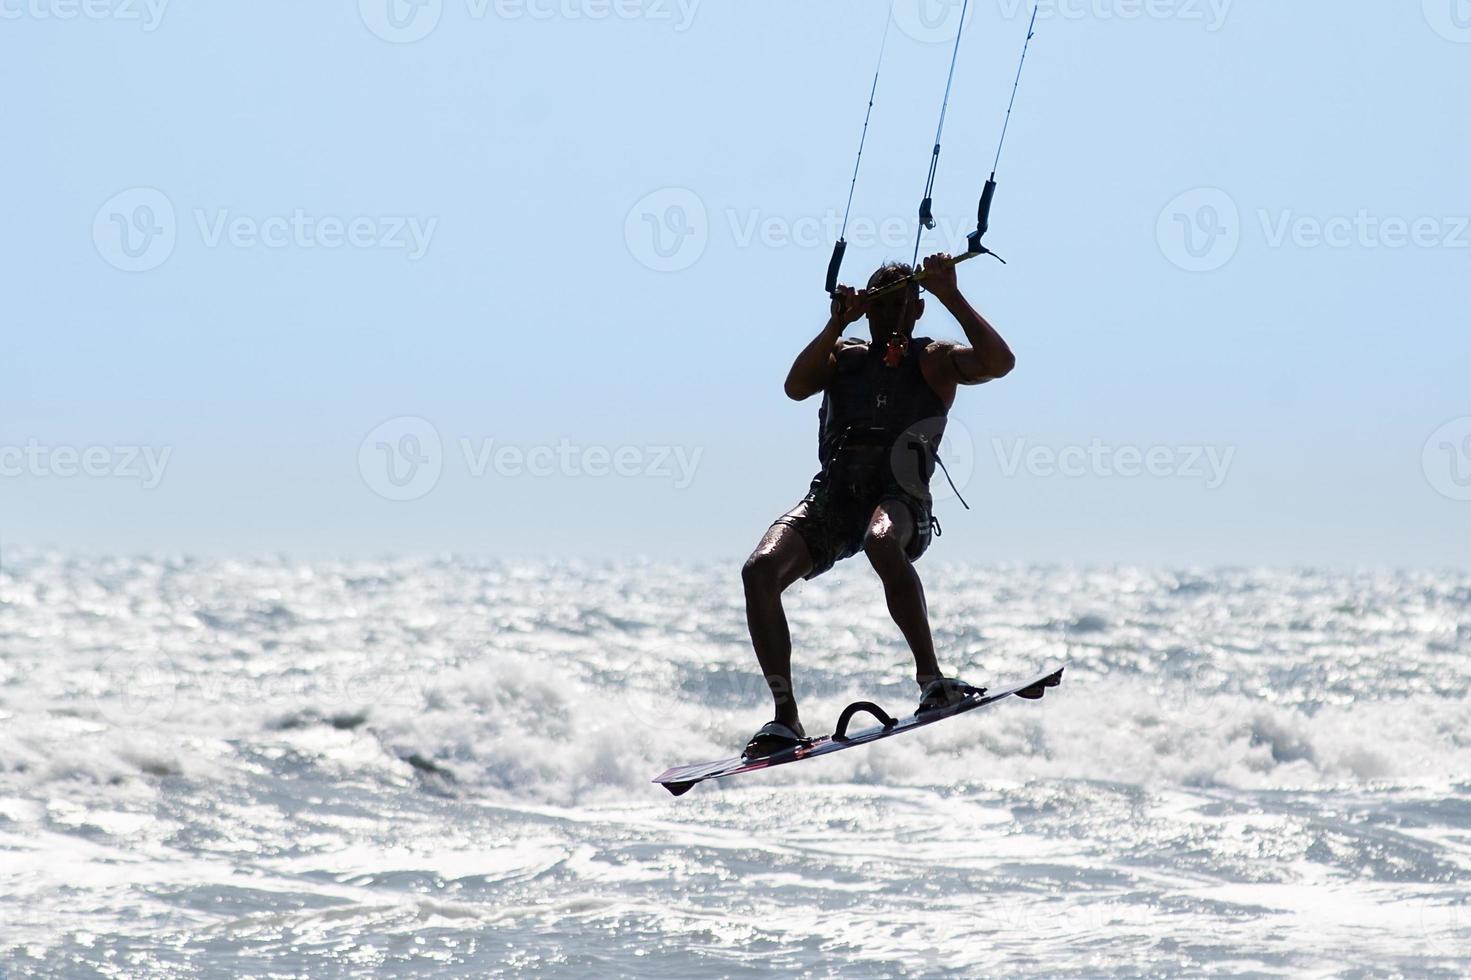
{"left": 784, "top": 288, "right": 863, "bottom": 401}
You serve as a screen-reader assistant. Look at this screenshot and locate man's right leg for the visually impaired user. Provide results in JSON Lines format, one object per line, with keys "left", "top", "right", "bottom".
{"left": 741, "top": 522, "right": 815, "bottom": 730}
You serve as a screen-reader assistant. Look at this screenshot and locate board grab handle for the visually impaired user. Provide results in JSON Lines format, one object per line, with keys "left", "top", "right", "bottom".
{"left": 833, "top": 700, "right": 898, "bottom": 742}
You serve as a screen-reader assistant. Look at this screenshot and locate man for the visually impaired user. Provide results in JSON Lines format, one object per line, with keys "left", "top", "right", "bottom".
{"left": 739, "top": 253, "right": 1017, "bottom": 758}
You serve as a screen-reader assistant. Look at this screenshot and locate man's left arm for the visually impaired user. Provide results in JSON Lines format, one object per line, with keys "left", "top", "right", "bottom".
{"left": 921, "top": 252, "right": 1016, "bottom": 385}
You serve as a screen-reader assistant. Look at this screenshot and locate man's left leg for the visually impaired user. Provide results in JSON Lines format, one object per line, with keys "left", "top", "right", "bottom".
{"left": 862, "top": 501, "right": 942, "bottom": 688}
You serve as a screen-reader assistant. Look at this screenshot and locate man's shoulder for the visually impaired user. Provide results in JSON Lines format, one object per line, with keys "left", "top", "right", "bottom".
{"left": 917, "top": 338, "right": 962, "bottom": 395}
{"left": 917, "top": 337, "right": 959, "bottom": 364}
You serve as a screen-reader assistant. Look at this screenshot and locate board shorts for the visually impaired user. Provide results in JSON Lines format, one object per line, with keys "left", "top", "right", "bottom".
{"left": 771, "top": 448, "right": 936, "bottom": 581}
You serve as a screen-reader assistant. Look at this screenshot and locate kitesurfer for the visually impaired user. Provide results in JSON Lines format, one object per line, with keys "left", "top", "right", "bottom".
{"left": 739, "top": 253, "right": 1017, "bottom": 758}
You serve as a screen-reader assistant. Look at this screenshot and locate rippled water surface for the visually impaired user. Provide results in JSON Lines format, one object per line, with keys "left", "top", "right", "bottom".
{"left": 2, "top": 557, "right": 1469, "bottom": 977}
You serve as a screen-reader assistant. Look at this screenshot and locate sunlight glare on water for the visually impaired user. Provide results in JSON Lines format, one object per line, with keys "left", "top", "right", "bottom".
{"left": 1, "top": 556, "right": 1469, "bottom": 977}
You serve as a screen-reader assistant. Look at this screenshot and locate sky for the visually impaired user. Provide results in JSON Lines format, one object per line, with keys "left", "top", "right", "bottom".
{"left": 2, "top": 0, "right": 1469, "bottom": 567}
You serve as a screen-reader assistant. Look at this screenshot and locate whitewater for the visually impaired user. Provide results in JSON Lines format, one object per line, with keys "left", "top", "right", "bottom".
{"left": 2, "top": 555, "right": 1468, "bottom": 977}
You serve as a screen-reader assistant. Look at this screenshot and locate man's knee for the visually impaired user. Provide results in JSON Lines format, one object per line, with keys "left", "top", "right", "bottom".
{"left": 742, "top": 550, "right": 784, "bottom": 594}
{"left": 863, "top": 527, "right": 909, "bottom": 573}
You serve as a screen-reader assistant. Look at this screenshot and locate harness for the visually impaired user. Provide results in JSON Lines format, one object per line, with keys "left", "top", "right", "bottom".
{"left": 816, "top": 335, "right": 969, "bottom": 512}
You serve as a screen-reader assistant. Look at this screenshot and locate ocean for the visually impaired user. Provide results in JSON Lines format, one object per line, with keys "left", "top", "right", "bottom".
{"left": 2, "top": 556, "right": 1468, "bottom": 978}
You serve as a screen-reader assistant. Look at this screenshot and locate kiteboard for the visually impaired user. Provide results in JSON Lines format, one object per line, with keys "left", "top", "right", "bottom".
{"left": 653, "top": 666, "right": 1064, "bottom": 797}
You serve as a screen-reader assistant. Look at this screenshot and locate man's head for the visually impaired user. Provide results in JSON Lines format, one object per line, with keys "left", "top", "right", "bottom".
{"left": 865, "top": 262, "right": 924, "bottom": 343}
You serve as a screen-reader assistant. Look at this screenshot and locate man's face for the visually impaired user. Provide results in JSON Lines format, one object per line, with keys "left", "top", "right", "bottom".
{"left": 865, "top": 287, "right": 922, "bottom": 341}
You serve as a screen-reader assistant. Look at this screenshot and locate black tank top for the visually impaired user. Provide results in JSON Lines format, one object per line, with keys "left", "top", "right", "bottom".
{"left": 816, "top": 335, "right": 950, "bottom": 498}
